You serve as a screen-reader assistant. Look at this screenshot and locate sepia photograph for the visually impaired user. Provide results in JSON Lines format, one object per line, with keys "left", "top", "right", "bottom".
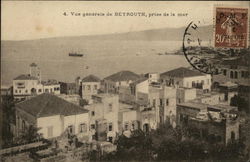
{"left": 1, "top": 1, "right": 250, "bottom": 161}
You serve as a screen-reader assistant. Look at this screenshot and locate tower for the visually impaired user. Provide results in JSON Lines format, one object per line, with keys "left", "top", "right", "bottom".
{"left": 30, "top": 63, "right": 41, "bottom": 82}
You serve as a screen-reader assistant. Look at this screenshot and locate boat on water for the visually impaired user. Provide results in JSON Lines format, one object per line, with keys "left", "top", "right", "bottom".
{"left": 69, "top": 52, "right": 84, "bottom": 57}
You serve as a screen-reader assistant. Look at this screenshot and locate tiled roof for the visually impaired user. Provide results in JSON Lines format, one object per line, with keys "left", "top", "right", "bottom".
{"left": 130, "top": 77, "right": 148, "bottom": 85}
{"left": 161, "top": 67, "right": 205, "bottom": 78}
{"left": 104, "top": 71, "right": 140, "bottom": 82}
{"left": 14, "top": 74, "right": 38, "bottom": 80}
{"left": 16, "top": 93, "right": 88, "bottom": 118}
{"left": 82, "top": 75, "right": 100, "bottom": 82}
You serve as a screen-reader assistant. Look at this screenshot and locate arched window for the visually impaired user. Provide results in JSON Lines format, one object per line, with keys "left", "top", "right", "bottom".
{"left": 230, "top": 71, "right": 234, "bottom": 79}
{"left": 234, "top": 71, "right": 238, "bottom": 79}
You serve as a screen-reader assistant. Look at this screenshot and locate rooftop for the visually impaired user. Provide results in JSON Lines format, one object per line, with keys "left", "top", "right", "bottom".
{"left": 104, "top": 70, "right": 140, "bottom": 82}
{"left": 130, "top": 77, "right": 148, "bottom": 85}
{"left": 219, "top": 82, "right": 238, "bottom": 88}
{"left": 14, "top": 74, "right": 38, "bottom": 80}
{"left": 82, "top": 75, "right": 100, "bottom": 82}
{"left": 42, "top": 79, "right": 59, "bottom": 85}
{"left": 177, "top": 102, "right": 208, "bottom": 111}
{"left": 16, "top": 93, "right": 88, "bottom": 118}
{"left": 160, "top": 67, "right": 205, "bottom": 78}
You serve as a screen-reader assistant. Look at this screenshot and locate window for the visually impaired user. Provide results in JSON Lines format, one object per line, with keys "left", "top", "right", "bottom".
{"left": 38, "top": 89, "right": 42, "bottom": 92}
{"left": 246, "top": 71, "right": 249, "bottom": 78}
{"left": 108, "top": 103, "right": 113, "bottom": 112}
{"left": 223, "top": 69, "right": 227, "bottom": 76}
{"left": 25, "top": 90, "right": 28, "bottom": 93}
{"left": 79, "top": 123, "right": 87, "bottom": 133}
{"left": 87, "top": 85, "right": 91, "bottom": 90}
{"left": 54, "top": 87, "right": 57, "bottom": 91}
{"left": 19, "top": 90, "right": 21, "bottom": 93}
{"left": 47, "top": 126, "right": 53, "bottom": 138}
{"left": 91, "top": 124, "right": 95, "bottom": 129}
{"left": 45, "top": 89, "right": 49, "bottom": 93}
{"left": 124, "top": 123, "right": 129, "bottom": 131}
{"left": 108, "top": 123, "right": 113, "bottom": 131}
{"left": 94, "top": 85, "right": 98, "bottom": 90}
{"left": 230, "top": 71, "right": 234, "bottom": 79}
{"left": 160, "top": 99, "right": 163, "bottom": 106}
{"left": 68, "top": 125, "right": 75, "bottom": 134}
{"left": 15, "top": 90, "right": 18, "bottom": 93}
{"left": 153, "top": 99, "right": 156, "bottom": 107}
{"left": 91, "top": 111, "right": 95, "bottom": 116}
{"left": 234, "top": 71, "right": 238, "bottom": 79}
{"left": 192, "top": 81, "right": 195, "bottom": 87}
{"left": 231, "top": 131, "right": 235, "bottom": 141}
{"left": 50, "top": 88, "right": 53, "bottom": 92}
{"left": 132, "top": 123, "right": 135, "bottom": 130}
{"left": 166, "top": 99, "right": 169, "bottom": 106}
{"left": 22, "top": 120, "right": 26, "bottom": 130}
{"left": 241, "top": 71, "right": 245, "bottom": 78}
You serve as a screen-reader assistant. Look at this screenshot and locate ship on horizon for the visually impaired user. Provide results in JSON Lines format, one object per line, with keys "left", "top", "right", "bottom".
{"left": 69, "top": 52, "right": 84, "bottom": 57}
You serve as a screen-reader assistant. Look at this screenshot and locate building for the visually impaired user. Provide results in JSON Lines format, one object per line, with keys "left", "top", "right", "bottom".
{"left": 119, "top": 103, "right": 141, "bottom": 136}
{"left": 160, "top": 67, "right": 212, "bottom": 93}
{"left": 192, "top": 92, "right": 226, "bottom": 105}
{"left": 213, "top": 55, "right": 249, "bottom": 85}
{"left": 176, "top": 87, "right": 197, "bottom": 104}
{"left": 130, "top": 77, "right": 149, "bottom": 100}
{"left": 218, "top": 82, "right": 238, "bottom": 105}
{"left": 13, "top": 63, "right": 60, "bottom": 100}
{"left": 13, "top": 74, "right": 42, "bottom": 100}
{"left": 148, "top": 85, "right": 177, "bottom": 126}
{"left": 84, "top": 94, "right": 119, "bottom": 143}
{"left": 42, "top": 80, "right": 60, "bottom": 95}
{"left": 29, "top": 63, "right": 41, "bottom": 82}
{"left": 81, "top": 75, "right": 101, "bottom": 102}
{"left": 15, "top": 93, "right": 89, "bottom": 141}
{"left": 144, "top": 72, "right": 160, "bottom": 83}
{"left": 176, "top": 102, "right": 239, "bottom": 145}
{"left": 103, "top": 71, "right": 140, "bottom": 94}
{"left": 1, "top": 85, "right": 13, "bottom": 96}
{"left": 59, "top": 82, "right": 77, "bottom": 95}
{"left": 57, "top": 94, "right": 81, "bottom": 106}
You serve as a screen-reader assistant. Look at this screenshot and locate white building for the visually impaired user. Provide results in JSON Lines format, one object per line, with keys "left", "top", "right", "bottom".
{"left": 81, "top": 75, "right": 101, "bottom": 102}
{"left": 144, "top": 72, "right": 160, "bottom": 83}
{"left": 103, "top": 70, "right": 141, "bottom": 94}
{"left": 85, "top": 94, "right": 119, "bottom": 142}
{"left": 160, "top": 67, "right": 212, "bottom": 93}
{"left": 13, "top": 74, "right": 41, "bottom": 100}
{"left": 13, "top": 63, "right": 60, "bottom": 100}
{"left": 15, "top": 93, "right": 89, "bottom": 141}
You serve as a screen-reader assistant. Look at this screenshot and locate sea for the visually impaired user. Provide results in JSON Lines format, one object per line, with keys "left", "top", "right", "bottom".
{"left": 1, "top": 40, "right": 189, "bottom": 86}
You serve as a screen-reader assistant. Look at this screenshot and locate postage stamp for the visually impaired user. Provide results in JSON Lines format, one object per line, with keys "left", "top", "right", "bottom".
{"left": 214, "top": 7, "right": 249, "bottom": 48}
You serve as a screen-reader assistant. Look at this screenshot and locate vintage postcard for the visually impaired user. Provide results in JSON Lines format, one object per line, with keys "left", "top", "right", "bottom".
{"left": 1, "top": 1, "right": 250, "bottom": 162}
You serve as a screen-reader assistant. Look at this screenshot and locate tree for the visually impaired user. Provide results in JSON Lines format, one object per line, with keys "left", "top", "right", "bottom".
{"left": 15, "top": 125, "right": 41, "bottom": 144}
{"left": 1, "top": 95, "right": 15, "bottom": 148}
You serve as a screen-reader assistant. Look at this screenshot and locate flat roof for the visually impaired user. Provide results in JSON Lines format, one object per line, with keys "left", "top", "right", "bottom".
{"left": 177, "top": 102, "right": 208, "bottom": 111}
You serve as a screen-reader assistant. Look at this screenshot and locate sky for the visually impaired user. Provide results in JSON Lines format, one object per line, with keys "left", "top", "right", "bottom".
{"left": 2, "top": 1, "right": 249, "bottom": 40}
